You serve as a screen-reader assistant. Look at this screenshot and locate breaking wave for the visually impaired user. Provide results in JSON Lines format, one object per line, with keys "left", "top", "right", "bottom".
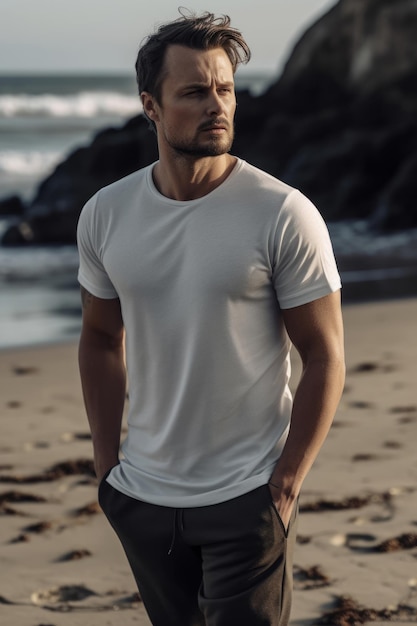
{"left": 0, "top": 150, "right": 61, "bottom": 176}
{"left": 0, "top": 91, "right": 141, "bottom": 119}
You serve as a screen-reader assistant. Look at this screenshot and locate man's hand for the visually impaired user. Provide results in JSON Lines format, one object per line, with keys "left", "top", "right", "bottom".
{"left": 268, "top": 481, "right": 297, "bottom": 532}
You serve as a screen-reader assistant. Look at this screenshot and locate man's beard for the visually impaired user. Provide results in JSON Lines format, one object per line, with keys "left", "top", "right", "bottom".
{"left": 166, "top": 122, "right": 234, "bottom": 158}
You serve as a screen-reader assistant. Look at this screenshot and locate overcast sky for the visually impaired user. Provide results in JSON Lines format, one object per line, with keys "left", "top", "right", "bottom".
{"left": 1, "top": 0, "right": 336, "bottom": 74}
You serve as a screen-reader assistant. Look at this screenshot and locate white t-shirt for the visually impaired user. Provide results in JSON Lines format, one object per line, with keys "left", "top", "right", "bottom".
{"left": 77, "top": 158, "right": 341, "bottom": 507}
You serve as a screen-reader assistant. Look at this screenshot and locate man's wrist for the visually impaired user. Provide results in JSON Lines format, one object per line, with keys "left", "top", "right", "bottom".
{"left": 268, "top": 480, "right": 281, "bottom": 490}
{"left": 268, "top": 475, "right": 300, "bottom": 500}
{"left": 94, "top": 454, "right": 119, "bottom": 481}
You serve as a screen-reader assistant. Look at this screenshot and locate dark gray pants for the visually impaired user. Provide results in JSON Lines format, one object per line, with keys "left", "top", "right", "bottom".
{"left": 99, "top": 480, "right": 298, "bottom": 626}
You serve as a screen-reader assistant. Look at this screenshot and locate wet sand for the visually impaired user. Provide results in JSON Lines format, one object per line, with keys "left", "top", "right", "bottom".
{"left": 0, "top": 298, "right": 416, "bottom": 625}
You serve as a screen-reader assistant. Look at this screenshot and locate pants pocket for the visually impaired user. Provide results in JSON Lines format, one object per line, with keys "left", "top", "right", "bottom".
{"left": 264, "top": 484, "right": 298, "bottom": 538}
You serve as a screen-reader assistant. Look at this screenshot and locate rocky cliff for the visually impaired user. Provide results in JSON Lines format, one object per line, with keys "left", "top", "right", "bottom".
{"left": 238, "top": 0, "right": 417, "bottom": 230}
{"left": 2, "top": 0, "right": 417, "bottom": 245}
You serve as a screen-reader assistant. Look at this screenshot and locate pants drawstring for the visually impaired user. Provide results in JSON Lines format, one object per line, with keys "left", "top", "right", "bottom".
{"left": 167, "top": 509, "right": 184, "bottom": 556}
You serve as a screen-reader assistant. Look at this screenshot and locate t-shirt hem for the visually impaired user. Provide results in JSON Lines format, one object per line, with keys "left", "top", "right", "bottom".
{"left": 279, "top": 281, "right": 341, "bottom": 310}
{"left": 78, "top": 272, "right": 118, "bottom": 300}
{"left": 106, "top": 466, "right": 276, "bottom": 508}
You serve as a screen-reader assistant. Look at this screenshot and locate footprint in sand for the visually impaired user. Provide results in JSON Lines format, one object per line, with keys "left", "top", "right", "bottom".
{"left": 330, "top": 532, "right": 379, "bottom": 550}
{"left": 60, "top": 431, "right": 91, "bottom": 443}
{"left": 56, "top": 549, "right": 92, "bottom": 562}
{"left": 30, "top": 586, "right": 141, "bottom": 612}
{"left": 398, "top": 415, "right": 417, "bottom": 424}
{"left": 390, "top": 405, "right": 417, "bottom": 414}
{"left": 296, "top": 534, "right": 312, "bottom": 545}
{"left": 330, "top": 532, "right": 417, "bottom": 552}
{"left": 12, "top": 365, "right": 39, "bottom": 376}
{"left": 383, "top": 440, "right": 403, "bottom": 449}
{"left": 31, "top": 584, "right": 97, "bottom": 606}
{"left": 6, "top": 400, "right": 21, "bottom": 408}
{"left": 351, "top": 362, "right": 379, "bottom": 373}
{"left": 391, "top": 406, "right": 417, "bottom": 424}
{"left": 41, "top": 406, "right": 56, "bottom": 414}
{"left": 24, "top": 441, "right": 50, "bottom": 451}
{"left": 347, "top": 400, "right": 375, "bottom": 409}
{"left": 350, "top": 362, "right": 396, "bottom": 374}
{"left": 351, "top": 453, "right": 379, "bottom": 461}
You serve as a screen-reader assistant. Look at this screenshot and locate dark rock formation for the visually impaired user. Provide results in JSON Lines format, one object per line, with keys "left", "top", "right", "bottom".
{"left": 2, "top": 116, "right": 158, "bottom": 245}
{"left": 0, "top": 195, "right": 25, "bottom": 216}
{"left": 234, "top": 0, "right": 417, "bottom": 229}
{"left": 2, "top": 0, "right": 417, "bottom": 245}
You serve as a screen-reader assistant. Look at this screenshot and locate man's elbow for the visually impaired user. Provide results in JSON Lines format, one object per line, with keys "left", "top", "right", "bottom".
{"left": 305, "top": 348, "right": 346, "bottom": 389}
{"left": 79, "top": 325, "right": 125, "bottom": 353}
{"left": 325, "top": 349, "right": 346, "bottom": 395}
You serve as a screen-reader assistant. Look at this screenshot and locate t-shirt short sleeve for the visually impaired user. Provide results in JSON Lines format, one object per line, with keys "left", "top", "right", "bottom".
{"left": 77, "top": 193, "right": 119, "bottom": 299}
{"left": 272, "top": 190, "right": 341, "bottom": 309}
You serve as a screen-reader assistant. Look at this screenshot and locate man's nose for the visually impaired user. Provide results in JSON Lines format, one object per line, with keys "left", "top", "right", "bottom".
{"left": 206, "top": 90, "right": 224, "bottom": 115}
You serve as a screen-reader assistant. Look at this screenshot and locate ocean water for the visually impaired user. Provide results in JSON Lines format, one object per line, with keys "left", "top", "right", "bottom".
{"left": 0, "top": 73, "right": 142, "bottom": 200}
{"left": 0, "top": 72, "right": 416, "bottom": 349}
{"left": 0, "top": 71, "right": 272, "bottom": 200}
{"left": 0, "top": 71, "right": 278, "bottom": 349}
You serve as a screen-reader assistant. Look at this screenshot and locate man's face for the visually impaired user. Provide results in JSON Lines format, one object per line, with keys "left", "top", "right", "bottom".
{"left": 148, "top": 45, "right": 236, "bottom": 158}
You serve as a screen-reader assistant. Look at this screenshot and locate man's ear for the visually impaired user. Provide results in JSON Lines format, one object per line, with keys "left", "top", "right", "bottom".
{"left": 141, "top": 92, "right": 159, "bottom": 123}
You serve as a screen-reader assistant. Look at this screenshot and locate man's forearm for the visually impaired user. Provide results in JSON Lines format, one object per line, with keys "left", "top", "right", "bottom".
{"left": 269, "top": 356, "right": 345, "bottom": 523}
{"left": 79, "top": 332, "right": 127, "bottom": 481}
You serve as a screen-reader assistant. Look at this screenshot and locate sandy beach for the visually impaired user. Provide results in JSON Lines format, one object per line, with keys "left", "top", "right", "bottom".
{"left": 1, "top": 297, "right": 416, "bottom": 626}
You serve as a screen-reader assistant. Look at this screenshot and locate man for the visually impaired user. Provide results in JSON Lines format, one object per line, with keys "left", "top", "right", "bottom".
{"left": 77, "top": 11, "right": 345, "bottom": 626}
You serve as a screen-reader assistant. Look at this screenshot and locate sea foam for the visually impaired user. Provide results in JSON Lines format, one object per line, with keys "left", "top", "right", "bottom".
{"left": 0, "top": 150, "right": 61, "bottom": 175}
{"left": 0, "top": 91, "right": 141, "bottom": 118}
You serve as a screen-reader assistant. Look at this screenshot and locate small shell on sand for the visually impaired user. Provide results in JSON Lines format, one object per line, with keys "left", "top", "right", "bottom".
{"left": 330, "top": 534, "right": 346, "bottom": 546}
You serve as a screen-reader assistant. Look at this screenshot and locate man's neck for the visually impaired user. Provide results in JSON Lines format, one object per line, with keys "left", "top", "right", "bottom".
{"left": 152, "top": 153, "right": 237, "bottom": 201}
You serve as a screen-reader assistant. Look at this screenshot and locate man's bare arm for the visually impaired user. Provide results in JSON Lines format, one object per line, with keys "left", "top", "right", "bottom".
{"left": 78, "top": 286, "right": 126, "bottom": 482}
{"left": 269, "top": 291, "right": 345, "bottom": 528}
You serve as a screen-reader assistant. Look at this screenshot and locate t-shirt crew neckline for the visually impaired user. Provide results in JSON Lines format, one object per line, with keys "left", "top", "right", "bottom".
{"left": 146, "top": 157, "right": 244, "bottom": 206}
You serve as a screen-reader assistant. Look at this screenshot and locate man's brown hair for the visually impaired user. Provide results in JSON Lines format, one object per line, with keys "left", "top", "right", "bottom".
{"left": 135, "top": 9, "right": 251, "bottom": 105}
